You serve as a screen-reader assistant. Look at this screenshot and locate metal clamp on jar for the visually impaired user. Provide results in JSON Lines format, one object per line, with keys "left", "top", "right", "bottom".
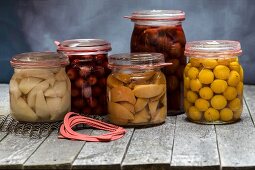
{"left": 107, "top": 53, "right": 171, "bottom": 126}
{"left": 184, "top": 40, "right": 243, "bottom": 124}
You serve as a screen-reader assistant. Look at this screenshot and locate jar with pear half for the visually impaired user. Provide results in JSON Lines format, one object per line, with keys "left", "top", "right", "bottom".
{"left": 9, "top": 52, "right": 71, "bottom": 122}
{"left": 184, "top": 40, "right": 243, "bottom": 124}
{"left": 107, "top": 53, "right": 168, "bottom": 126}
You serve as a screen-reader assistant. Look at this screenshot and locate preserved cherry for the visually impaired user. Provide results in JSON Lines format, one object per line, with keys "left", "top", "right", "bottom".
{"left": 127, "top": 10, "right": 186, "bottom": 115}
{"left": 56, "top": 39, "right": 111, "bottom": 116}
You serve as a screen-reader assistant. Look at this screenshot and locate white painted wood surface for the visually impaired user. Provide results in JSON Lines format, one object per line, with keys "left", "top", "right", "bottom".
{"left": 73, "top": 129, "right": 134, "bottom": 170}
{"left": 23, "top": 130, "right": 91, "bottom": 170}
{"left": 0, "top": 133, "right": 46, "bottom": 169}
{"left": 216, "top": 103, "right": 255, "bottom": 170}
{"left": 244, "top": 85, "right": 255, "bottom": 124}
{"left": 0, "top": 84, "right": 255, "bottom": 170}
{"left": 0, "top": 132, "right": 7, "bottom": 141}
{"left": 171, "top": 115, "right": 220, "bottom": 170}
{"left": 122, "top": 117, "right": 176, "bottom": 170}
{"left": 0, "top": 84, "right": 9, "bottom": 116}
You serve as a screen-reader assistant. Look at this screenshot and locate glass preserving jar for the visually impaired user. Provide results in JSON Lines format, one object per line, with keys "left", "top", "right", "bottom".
{"left": 126, "top": 10, "right": 186, "bottom": 115}
{"left": 56, "top": 39, "right": 111, "bottom": 116}
{"left": 9, "top": 52, "right": 71, "bottom": 122}
{"left": 107, "top": 53, "right": 169, "bottom": 126}
{"left": 184, "top": 40, "right": 243, "bottom": 124}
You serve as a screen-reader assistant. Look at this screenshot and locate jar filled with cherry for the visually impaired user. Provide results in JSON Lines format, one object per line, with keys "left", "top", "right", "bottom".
{"left": 56, "top": 39, "right": 111, "bottom": 116}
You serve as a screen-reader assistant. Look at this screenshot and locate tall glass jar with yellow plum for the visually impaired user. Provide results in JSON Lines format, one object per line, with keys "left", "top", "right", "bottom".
{"left": 184, "top": 40, "right": 243, "bottom": 124}
{"left": 107, "top": 53, "right": 168, "bottom": 126}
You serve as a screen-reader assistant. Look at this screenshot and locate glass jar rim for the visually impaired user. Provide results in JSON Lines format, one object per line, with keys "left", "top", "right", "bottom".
{"left": 185, "top": 40, "right": 242, "bottom": 57}
{"left": 108, "top": 53, "right": 170, "bottom": 69}
{"left": 125, "top": 10, "right": 185, "bottom": 21}
{"left": 56, "top": 39, "right": 111, "bottom": 53}
{"left": 10, "top": 52, "right": 69, "bottom": 68}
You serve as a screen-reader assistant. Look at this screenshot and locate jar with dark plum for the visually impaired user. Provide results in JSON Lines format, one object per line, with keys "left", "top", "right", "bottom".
{"left": 56, "top": 39, "right": 111, "bottom": 116}
{"left": 126, "top": 10, "right": 186, "bottom": 115}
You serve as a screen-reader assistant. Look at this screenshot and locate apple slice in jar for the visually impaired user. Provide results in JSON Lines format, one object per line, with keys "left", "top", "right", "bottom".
{"left": 108, "top": 102, "right": 134, "bottom": 121}
{"left": 148, "top": 100, "right": 159, "bottom": 116}
{"left": 131, "top": 107, "right": 150, "bottom": 124}
{"left": 27, "top": 79, "right": 51, "bottom": 109}
{"left": 49, "top": 90, "right": 71, "bottom": 121}
{"left": 133, "top": 84, "right": 164, "bottom": 98}
{"left": 61, "top": 91, "right": 71, "bottom": 113}
{"left": 55, "top": 68, "right": 68, "bottom": 81}
{"left": 113, "top": 73, "right": 131, "bottom": 84}
{"left": 10, "top": 95, "right": 38, "bottom": 122}
{"left": 150, "top": 90, "right": 165, "bottom": 102}
{"left": 134, "top": 98, "right": 148, "bottom": 112}
{"left": 9, "top": 78, "right": 22, "bottom": 99}
{"left": 35, "top": 90, "right": 50, "bottom": 120}
{"left": 160, "top": 93, "right": 167, "bottom": 106}
{"left": 47, "top": 97, "right": 62, "bottom": 119}
{"left": 151, "top": 72, "right": 166, "bottom": 84}
{"left": 19, "top": 77, "right": 42, "bottom": 94}
{"left": 44, "top": 81, "right": 67, "bottom": 97}
{"left": 118, "top": 101, "right": 135, "bottom": 113}
{"left": 110, "top": 86, "right": 136, "bottom": 105}
{"left": 151, "top": 106, "right": 167, "bottom": 123}
{"left": 107, "top": 75, "right": 123, "bottom": 88}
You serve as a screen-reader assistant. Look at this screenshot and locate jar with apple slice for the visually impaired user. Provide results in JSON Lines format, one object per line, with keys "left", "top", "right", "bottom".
{"left": 107, "top": 53, "right": 171, "bottom": 126}
{"left": 56, "top": 39, "right": 111, "bottom": 116}
{"left": 125, "top": 10, "right": 186, "bottom": 115}
{"left": 9, "top": 52, "right": 71, "bottom": 122}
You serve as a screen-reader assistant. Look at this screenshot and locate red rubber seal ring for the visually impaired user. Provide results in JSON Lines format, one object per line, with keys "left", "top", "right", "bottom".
{"left": 58, "top": 112, "right": 126, "bottom": 142}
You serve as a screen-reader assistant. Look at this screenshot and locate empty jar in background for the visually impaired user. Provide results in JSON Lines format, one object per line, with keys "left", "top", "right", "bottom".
{"left": 126, "top": 10, "right": 186, "bottom": 115}
{"left": 56, "top": 39, "right": 111, "bottom": 116}
{"left": 184, "top": 40, "right": 243, "bottom": 124}
{"left": 9, "top": 52, "right": 71, "bottom": 122}
{"left": 107, "top": 53, "right": 168, "bottom": 126}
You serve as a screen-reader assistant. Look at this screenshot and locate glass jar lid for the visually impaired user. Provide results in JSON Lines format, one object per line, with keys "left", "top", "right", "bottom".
{"left": 185, "top": 40, "right": 242, "bottom": 57}
{"left": 125, "top": 10, "right": 185, "bottom": 21}
{"left": 56, "top": 39, "right": 111, "bottom": 52}
{"left": 10, "top": 52, "right": 69, "bottom": 68}
{"left": 108, "top": 53, "right": 170, "bottom": 69}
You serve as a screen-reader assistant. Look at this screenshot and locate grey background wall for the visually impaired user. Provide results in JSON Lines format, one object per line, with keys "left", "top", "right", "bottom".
{"left": 0, "top": 0, "right": 254, "bottom": 84}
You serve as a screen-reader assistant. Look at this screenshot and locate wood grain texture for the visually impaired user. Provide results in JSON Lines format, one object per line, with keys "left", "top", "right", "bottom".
{"left": 0, "top": 132, "right": 7, "bottom": 142}
{"left": 216, "top": 101, "right": 255, "bottom": 170}
{"left": 0, "top": 133, "right": 46, "bottom": 169}
{"left": 244, "top": 85, "right": 255, "bottom": 125}
{"left": 72, "top": 128, "right": 134, "bottom": 170}
{"left": 121, "top": 117, "right": 176, "bottom": 170}
{"left": 170, "top": 114, "right": 220, "bottom": 170}
{"left": 0, "top": 84, "right": 255, "bottom": 169}
{"left": 0, "top": 84, "right": 9, "bottom": 116}
{"left": 23, "top": 129, "right": 92, "bottom": 170}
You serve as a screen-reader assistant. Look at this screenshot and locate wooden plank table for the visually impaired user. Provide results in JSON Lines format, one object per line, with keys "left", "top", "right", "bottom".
{"left": 0, "top": 84, "right": 255, "bottom": 170}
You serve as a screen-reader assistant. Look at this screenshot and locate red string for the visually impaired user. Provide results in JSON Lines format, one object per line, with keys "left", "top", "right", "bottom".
{"left": 58, "top": 112, "right": 126, "bottom": 142}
